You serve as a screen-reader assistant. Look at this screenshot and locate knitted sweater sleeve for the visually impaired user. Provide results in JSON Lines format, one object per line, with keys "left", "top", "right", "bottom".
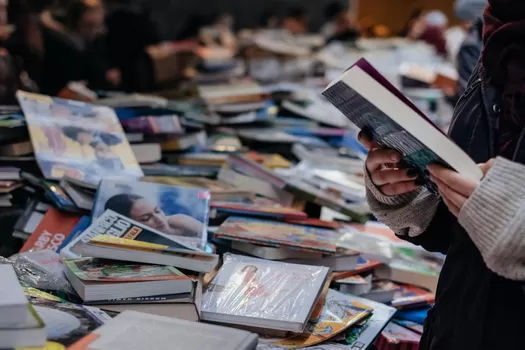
{"left": 459, "top": 156, "right": 525, "bottom": 280}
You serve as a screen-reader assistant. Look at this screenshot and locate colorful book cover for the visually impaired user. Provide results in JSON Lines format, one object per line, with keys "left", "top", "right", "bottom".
{"left": 91, "top": 179, "right": 211, "bottom": 249}
{"left": 17, "top": 91, "right": 143, "bottom": 183}
{"left": 257, "top": 290, "right": 397, "bottom": 350}
{"left": 24, "top": 287, "right": 112, "bottom": 347}
{"left": 391, "top": 285, "right": 435, "bottom": 309}
{"left": 142, "top": 176, "right": 252, "bottom": 201}
{"left": 61, "top": 209, "right": 203, "bottom": 259}
{"left": 202, "top": 254, "right": 329, "bottom": 331}
{"left": 65, "top": 258, "right": 189, "bottom": 282}
{"left": 214, "top": 216, "right": 339, "bottom": 254}
{"left": 20, "top": 208, "right": 81, "bottom": 252}
{"left": 211, "top": 197, "right": 307, "bottom": 220}
{"left": 392, "top": 319, "right": 424, "bottom": 335}
{"left": 269, "top": 289, "right": 372, "bottom": 349}
{"left": 120, "top": 115, "right": 183, "bottom": 134}
{"left": 57, "top": 216, "right": 91, "bottom": 253}
{"left": 373, "top": 321, "right": 421, "bottom": 350}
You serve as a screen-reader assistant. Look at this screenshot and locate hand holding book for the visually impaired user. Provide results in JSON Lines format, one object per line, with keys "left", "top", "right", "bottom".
{"left": 358, "top": 128, "right": 420, "bottom": 196}
{"left": 428, "top": 160, "right": 494, "bottom": 217}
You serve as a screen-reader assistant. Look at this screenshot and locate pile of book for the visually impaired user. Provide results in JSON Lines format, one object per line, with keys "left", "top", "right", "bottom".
{"left": 0, "top": 52, "right": 468, "bottom": 350}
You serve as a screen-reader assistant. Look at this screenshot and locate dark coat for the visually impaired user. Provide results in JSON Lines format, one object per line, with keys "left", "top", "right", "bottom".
{"left": 403, "top": 64, "right": 525, "bottom": 349}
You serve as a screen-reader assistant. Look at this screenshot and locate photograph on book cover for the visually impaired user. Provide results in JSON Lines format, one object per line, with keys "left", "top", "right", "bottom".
{"left": 92, "top": 179, "right": 210, "bottom": 248}
{"left": 17, "top": 91, "right": 143, "bottom": 183}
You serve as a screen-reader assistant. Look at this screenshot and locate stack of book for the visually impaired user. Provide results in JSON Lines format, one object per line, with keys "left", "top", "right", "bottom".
{"left": 0, "top": 265, "right": 46, "bottom": 348}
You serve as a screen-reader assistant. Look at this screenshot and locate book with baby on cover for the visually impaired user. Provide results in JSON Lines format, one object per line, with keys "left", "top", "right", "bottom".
{"left": 322, "top": 58, "right": 483, "bottom": 193}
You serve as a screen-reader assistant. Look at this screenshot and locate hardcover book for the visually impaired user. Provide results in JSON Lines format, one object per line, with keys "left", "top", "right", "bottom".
{"left": 17, "top": 91, "right": 143, "bottom": 183}
{"left": 215, "top": 216, "right": 339, "bottom": 254}
{"left": 91, "top": 179, "right": 211, "bottom": 249}
{"left": 20, "top": 208, "right": 81, "bottom": 252}
{"left": 202, "top": 254, "right": 329, "bottom": 333}
{"left": 322, "top": 58, "right": 483, "bottom": 193}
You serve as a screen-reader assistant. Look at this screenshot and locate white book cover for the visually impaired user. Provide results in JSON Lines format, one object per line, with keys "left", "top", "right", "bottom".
{"left": 0, "top": 265, "right": 28, "bottom": 326}
{"left": 202, "top": 254, "right": 329, "bottom": 332}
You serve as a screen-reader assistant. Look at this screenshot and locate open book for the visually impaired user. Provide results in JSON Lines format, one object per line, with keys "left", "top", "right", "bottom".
{"left": 322, "top": 58, "right": 483, "bottom": 192}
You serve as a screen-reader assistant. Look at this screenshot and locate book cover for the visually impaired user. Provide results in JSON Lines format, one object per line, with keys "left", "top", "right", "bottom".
{"left": 141, "top": 164, "right": 220, "bottom": 178}
{"left": 61, "top": 209, "right": 203, "bottom": 259}
{"left": 333, "top": 256, "right": 383, "bottom": 280}
{"left": 268, "top": 289, "right": 372, "bottom": 349}
{"left": 322, "top": 58, "right": 482, "bottom": 193}
{"left": 17, "top": 91, "right": 143, "bottom": 183}
{"left": 142, "top": 176, "right": 252, "bottom": 201}
{"left": 374, "top": 321, "right": 421, "bottom": 350}
{"left": 24, "top": 287, "right": 112, "bottom": 347}
{"left": 211, "top": 197, "right": 307, "bottom": 220}
{"left": 391, "top": 285, "right": 435, "bottom": 309}
{"left": 57, "top": 216, "right": 91, "bottom": 253}
{"left": 392, "top": 319, "right": 424, "bottom": 335}
{"left": 65, "top": 258, "right": 189, "bottom": 282}
{"left": 215, "top": 216, "right": 339, "bottom": 254}
{"left": 120, "top": 115, "right": 183, "bottom": 134}
{"left": 91, "top": 179, "right": 210, "bottom": 249}
{"left": 20, "top": 208, "right": 81, "bottom": 252}
{"left": 202, "top": 254, "right": 329, "bottom": 331}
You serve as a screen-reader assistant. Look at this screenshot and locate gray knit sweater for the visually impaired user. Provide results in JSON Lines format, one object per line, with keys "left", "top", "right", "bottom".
{"left": 365, "top": 156, "right": 525, "bottom": 281}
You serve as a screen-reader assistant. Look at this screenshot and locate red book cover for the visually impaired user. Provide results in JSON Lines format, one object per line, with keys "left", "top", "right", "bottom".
{"left": 20, "top": 208, "right": 81, "bottom": 252}
{"left": 374, "top": 321, "right": 421, "bottom": 350}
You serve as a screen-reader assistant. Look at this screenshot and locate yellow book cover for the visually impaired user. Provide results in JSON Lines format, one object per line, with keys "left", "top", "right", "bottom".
{"left": 16, "top": 91, "right": 143, "bottom": 183}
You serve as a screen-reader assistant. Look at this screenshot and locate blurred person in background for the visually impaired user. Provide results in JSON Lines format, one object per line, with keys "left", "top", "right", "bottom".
{"left": 446, "top": 0, "right": 486, "bottom": 62}
{"left": 409, "top": 10, "right": 449, "bottom": 58}
{"left": 36, "top": 0, "right": 120, "bottom": 94}
{"left": 105, "top": 0, "right": 161, "bottom": 92}
{"left": 326, "top": 11, "right": 360, "bottom": 44}
{"left": 399, "top": 8, "right": 424, "bottom": 37}
{"left": 446, "top": 0, "right": 486, "bottom": 105}
{"left": 321, "top": 1, "right": 347, "bottom": 38}
{"left": 282, "top": 7, "right": 308, "bottom": 35}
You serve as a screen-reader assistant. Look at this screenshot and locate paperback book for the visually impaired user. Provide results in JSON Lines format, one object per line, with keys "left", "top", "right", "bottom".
{"left": 202, "top": 254, "right": 329, "bottom": 333}
{"left": 322, "top": 58, "right": 483, "bottom": 193}
{"left": 17, "top": 91, "right": 143, "bottom": 183}
{"left": 211, "top": 197, "right": 307, "bottom": 220}
{"left": 61, "top": 209, "right": 205, "bottom": 259}
{"left": 215, "top": 216, "right": 339, "bottom": 254}
{"left": 92, "top": 179, "right": 211, "bottom": 249}
{"left": 20, "top": 208, "right": 81, "bottom": 252}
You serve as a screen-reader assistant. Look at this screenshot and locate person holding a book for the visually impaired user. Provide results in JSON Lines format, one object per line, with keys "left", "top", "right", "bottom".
{"left": 104, "top": 194, "right": 204, "bottom": 238}
{"left": 361, "top": 1, "right": 525, "bottom": 348}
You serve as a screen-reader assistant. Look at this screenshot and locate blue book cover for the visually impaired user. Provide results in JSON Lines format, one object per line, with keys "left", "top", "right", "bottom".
{"left": 92, "top": 179, "right": 211, "bottom": 249}
{"left": 57, "top": 216, "right": 91, "bottom": 253}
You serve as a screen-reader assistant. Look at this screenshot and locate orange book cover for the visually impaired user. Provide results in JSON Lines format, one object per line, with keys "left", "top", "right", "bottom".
{"left": 20, "top": 208, "right": 81, "bottom": 253}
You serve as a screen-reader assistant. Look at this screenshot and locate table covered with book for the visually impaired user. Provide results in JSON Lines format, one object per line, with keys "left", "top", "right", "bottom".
{"left": 0, "top": 38, "right": 457, "bottom": 350}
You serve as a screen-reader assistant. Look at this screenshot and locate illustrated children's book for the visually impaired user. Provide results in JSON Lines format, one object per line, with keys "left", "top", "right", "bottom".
{"left": 268, "top": 289, "right": 372, "bottom": 349}
{"left": 20, "top": 208, "right": 81, "bottom": 252}
{"left": 201, "top": 254, "right": 329, "bottom": 333}
{"left": 91, "top": 179, "right": 211, "bottom": 249}
{"left": 214, "top": 216, "right": 339, "bottom": 254}
{"left": 17, "top": 91, "right": 143, "bottom": 183}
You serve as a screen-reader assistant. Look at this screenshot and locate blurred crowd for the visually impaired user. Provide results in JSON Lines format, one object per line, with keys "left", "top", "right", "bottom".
{"left": 0, "top": 0, "right": 486, "bottom": 104}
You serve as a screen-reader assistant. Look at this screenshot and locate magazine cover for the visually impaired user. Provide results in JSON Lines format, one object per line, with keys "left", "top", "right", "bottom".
{"left": 269, "top": 289, "right": 372, "bottom": 349}
{"left": 17, "top": 91, "right": 143, "bottom": 182}
{"left": 214, "top": 217, "right": 339, "bottom": 254}
{"left": 92, "top": 179, "right": 210, "bottom": 248}
{"left": 61, "top": 210, "right": 204, "bottom": 259}
{"left": 25, "top": 287, "right": 112, "bottom": 347}
{"left": 65, "top": 258, "right": 188, "bottom": 282}
{"left": 202, "top": 254, "right": 329, "bottom": 330}
{"left": 211, "top": 197, "right": 307, "bottom": 220}
{"left": 20, "top": 208, "right": 81, "bottom": 252}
